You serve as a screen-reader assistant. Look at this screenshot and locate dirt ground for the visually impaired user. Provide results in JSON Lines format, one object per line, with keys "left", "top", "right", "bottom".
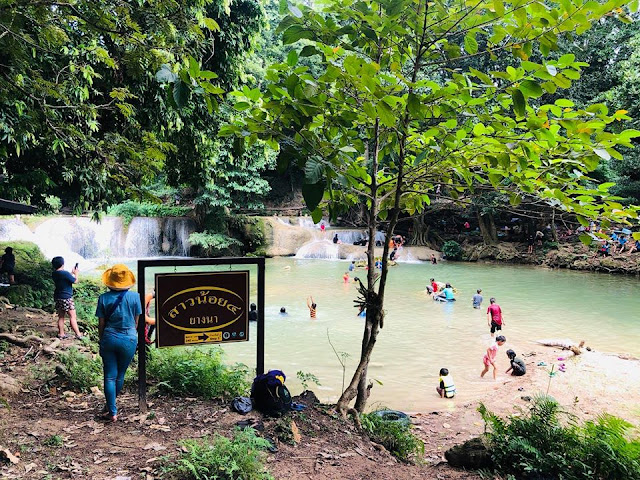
{"left": 1, "top": 306, "right": 639, "bottom": 479}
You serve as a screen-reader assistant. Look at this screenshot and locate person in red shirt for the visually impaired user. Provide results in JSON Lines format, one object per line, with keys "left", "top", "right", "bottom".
{"left": 487, "top": 297, "right": 504, "bottom": 337}
{"left": 426, "top": 278, "right": 439, "bottom": 295}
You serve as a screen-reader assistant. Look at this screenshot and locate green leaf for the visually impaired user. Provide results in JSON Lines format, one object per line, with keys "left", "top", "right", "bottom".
{"left": 172, "top": 80, "right": 190, "bottom": 108}
{"left": 282, "top": 25, "right": 314, "bottom": 44}
{"left": 302, "top": 182, "right": 324, "bottom": 211}
{"left": 203, "top": 17, "right": 220, "bottom": 31}
{"left": 464, "top": 33, "right": 478, "bottom": 55}
{"left": 632, "top": 232, "right": 640, "bottom": 241}
{"left": 519, "top": 80, "right": 542, "bottom": 98}
{"left": 407, "top": 93, "right": 421, "bottom": 118}
{"left": 511, "top": 88, "right": 526, "bottom": 117}
{"left": 554, "top": 99, "right": 574, "bottom": 108}
{"left": 376, "top": 101, "right": 395, "bottom": 127}
{"left": 493, "top": 0, "right": 505, "bottom": 16}
{"left": 311, "top": 207, "right": 323, "bottom": 224}
{"left": 188, "top": 56, "right": 200, "bottom": 78}
{"left": 579, "top": 234, "right": 592, "bottom": 246}
{"left": 287, "top": 50, "right": 299, "bottom": 67}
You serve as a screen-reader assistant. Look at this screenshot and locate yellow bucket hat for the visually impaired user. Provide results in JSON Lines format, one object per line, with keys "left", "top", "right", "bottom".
{"left": 102, "top": 264, "right": 136, "bottom": 290}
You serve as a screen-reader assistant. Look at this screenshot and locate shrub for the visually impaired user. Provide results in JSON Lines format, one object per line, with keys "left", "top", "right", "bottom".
{"left": 161, "top": 429, "right": 274, "bottom": 480}
{"left": 479, "top": 395, "right": 640, "bottom": 480}
{"left": 57, "top": 348, "right": 102, "bottom": 392}
{"left": 0, "top": 240, "right": 53, "bottom": 310}
{"left": 73, "top": 279, "right": 105, "bottom": 340}
{"left": 361, "top": 411, "right": 424, "bottom": 462}
{"left": 442, "top": 240, "right": 462, "bottom": 260}
{"left": 108, "top": 201, "right": 190, "bottom": 227}
{"left": 147, "top": 347, "right": 249, "bottom": 399}
{"left": 189, "top": 231, "right": 243, "bottom": 257}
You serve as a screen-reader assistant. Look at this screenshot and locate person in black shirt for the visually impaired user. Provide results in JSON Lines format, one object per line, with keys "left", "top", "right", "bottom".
{"left": 248, "top": 303, "right": 258, "bottom": 322}
{"left": 505, "top": 349, "right": 526, "bottom": 376}
{"left": 0, "top": 247, "right": 15, "bottom": 284}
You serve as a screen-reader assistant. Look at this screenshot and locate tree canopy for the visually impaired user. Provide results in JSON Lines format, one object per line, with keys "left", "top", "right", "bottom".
{"left": 225, "top": 0, "right": 639, "bottom": 413}
{"left": 0, "top": 0, "right": 267, "bottom": 212}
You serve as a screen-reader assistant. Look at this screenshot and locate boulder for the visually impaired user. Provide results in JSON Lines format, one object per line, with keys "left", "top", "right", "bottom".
{"left": 0, "top": 373, "right": 21, "bottom": 397}
{"left": 445, "top": 437, "right": 492, "bottom": 469}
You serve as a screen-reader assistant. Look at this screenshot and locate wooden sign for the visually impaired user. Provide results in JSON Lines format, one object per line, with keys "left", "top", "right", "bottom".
{"left": 155, "top": 271, "right": 249, "bottom": 348}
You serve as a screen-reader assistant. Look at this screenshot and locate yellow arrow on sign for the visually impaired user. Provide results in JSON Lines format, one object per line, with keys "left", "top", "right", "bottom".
{"left": 184, "top": 331, "right": 222, "bottom": 344}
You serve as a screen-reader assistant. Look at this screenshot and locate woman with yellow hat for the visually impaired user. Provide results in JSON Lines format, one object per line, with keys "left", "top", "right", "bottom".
{"left": 96, "top": 264, "right": 142, "bottom": 422}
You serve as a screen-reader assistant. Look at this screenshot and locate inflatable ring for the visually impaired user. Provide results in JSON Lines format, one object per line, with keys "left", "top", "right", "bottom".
{"left": 371, "top": 409, "right": 411, "bottom": 426}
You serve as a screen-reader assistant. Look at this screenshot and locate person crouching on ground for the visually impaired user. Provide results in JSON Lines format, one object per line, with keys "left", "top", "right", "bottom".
{"left": 481, "top": 335, "right": 506, "bottom": 380}
{"left": 51, "top": 256, "right": 83, "bottom": 340}
{"left": 96, "top": 264, "right": 141, "bottom": 422}
{"left": 436, "top": 368, "right": 456, "bottom": 398}
{"left": 505, "top": 349, "right": 526, "bottom": 376}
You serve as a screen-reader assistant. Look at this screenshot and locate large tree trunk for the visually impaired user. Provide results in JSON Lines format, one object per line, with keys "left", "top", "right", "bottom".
{"left": 477, "top": 211, "right": 498, "bottom": 245}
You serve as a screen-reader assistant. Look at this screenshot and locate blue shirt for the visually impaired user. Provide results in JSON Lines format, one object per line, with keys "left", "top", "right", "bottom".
{"left": 52, "top": 270, "right": 75, "bottom": 299}
{"left": 348, "top": 263, "right": 355, "bottom": 271}
{"left": 96, "top": 290, "right": 142, "bottom": 336}
{"left": 443, "top": 287, "right": 455, "bottom": 300}
{"left": 472, "top": 294, "right": 483, "bottom": 307}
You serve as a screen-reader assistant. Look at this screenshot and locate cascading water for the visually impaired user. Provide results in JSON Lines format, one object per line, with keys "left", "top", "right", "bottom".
{"left": 0, "top": 215, "right": 195, "bottom": 265}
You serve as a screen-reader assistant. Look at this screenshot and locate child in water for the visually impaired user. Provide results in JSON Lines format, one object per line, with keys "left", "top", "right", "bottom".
{"left": 505, "top": 349, "right": 526, "bottom": 376}
{"left": 481, "top": 335, "right": 506, "bottom": 380}
{"left": 343, "top": 272, "right": 349, "bottom": 283}
{"left": 306, "top": 296, "right": 316, "bottom": 318}
{"left": 436, "top": 368, "right": 456, "bottom": 398}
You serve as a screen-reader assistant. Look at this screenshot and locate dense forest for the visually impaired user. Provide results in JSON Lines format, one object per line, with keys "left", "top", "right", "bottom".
{"left": 1, "top": 0, "right": 639, "bottom": 237}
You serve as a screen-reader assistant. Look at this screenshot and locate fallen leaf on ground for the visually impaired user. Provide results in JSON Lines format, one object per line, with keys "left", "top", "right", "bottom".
{"left": 24, "top": 462, "right": 37, "bottom": 473}
{"left": 143, "top": 442, "right": 166, "bottom": 452}
{"left": 291, "top": 420, "right": 301, "bottom": 444}
{"left": 149, "top": 425, "right": 171, "bottom": 432}
{"left": 0, "top": 447, "right": 19, "bottom": 464}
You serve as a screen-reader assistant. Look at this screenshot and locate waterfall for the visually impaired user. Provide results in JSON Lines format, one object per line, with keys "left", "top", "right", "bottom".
{"left": 294, "top": 239, "right": 341, "bottom": 259}
{"left": 0, "top": 215, "right": 195, "bottom": 263}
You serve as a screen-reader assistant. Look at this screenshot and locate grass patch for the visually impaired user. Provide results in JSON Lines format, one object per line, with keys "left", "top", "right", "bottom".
{"left": 361, "top": 411, "right": 424, "bottom": 463}
{"left": 43, "top": 434, "right": 64, "bottom": 447}
{"left": 161, "top": 429, "right": 274, "bottom": 480}
{"left": 108, "top": 201, "right": 190, "bottom": 227}
{"left": 56, "top": 348, "right": 102, "bottom": 392}
{"left": 480, "top": 395, "right": 640, "bottom": 480}
{"left": 147, "top": 347, "right": 249, "bottom": 400}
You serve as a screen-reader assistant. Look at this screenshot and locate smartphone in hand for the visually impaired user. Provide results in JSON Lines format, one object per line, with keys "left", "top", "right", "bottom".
{"left": 74, "top": 263, "right": 79, "bottom": 270}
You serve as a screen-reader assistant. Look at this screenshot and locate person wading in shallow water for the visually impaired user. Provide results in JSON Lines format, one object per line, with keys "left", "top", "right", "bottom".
{"left": 307, "top": 296, "right": 317, "bottom": 318}
{"left": 487, "top": 297, "right": 504, "bottom": 337}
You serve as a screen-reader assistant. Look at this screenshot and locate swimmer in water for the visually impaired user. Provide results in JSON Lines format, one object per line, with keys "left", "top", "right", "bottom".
{"left": 248, "top": 303, "right": 258, "bottom": 322}
{"left": 279, "top": 307, "right": 288, "bottom": 316}
{"left": 343, "top": 272, "right": 349, "bottom": 283}
{"left": 307, "top": 296, "right": 317, "bottom": 318}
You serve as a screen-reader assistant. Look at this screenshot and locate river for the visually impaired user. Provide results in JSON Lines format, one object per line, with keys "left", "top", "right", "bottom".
{"left": 147, "top": 257, "right": 639, "bottom": 412}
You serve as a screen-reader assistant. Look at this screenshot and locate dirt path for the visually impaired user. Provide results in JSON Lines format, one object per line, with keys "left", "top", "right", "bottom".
{"left": 2, "top": 307, "right": 639, "bottom": 479}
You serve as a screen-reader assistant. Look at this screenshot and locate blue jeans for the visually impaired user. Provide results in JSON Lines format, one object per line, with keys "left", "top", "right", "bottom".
{"left": 100, "top": 330, "right": 137, "bottom": 416}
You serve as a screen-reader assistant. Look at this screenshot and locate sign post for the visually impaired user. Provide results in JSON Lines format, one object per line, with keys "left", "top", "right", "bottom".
{"left": 137, "top": 257, "right": 265, "bottom": 412}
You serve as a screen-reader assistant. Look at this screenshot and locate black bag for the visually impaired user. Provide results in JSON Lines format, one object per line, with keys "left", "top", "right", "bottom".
{"left": 250, "top": 370, "right": 292, "bottom": 417}
{"left": 231, "top": 396, "right": 253, "bottom": 414}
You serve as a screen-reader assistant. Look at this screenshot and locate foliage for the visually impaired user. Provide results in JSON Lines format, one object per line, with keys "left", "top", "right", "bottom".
{"left": 224, "top": 0, "right": 639, "bottom": 414}
{"left": 0, "top": 0, "right": 265, "bottom": 213}
{"left": 107, "top": 201, "right": 191, "bottom": 227}
{"left": 73, "top": 279, "right": 106, "bottom": 341}
{"left": 0, "top": 241, "right": 53, "bottom": 310}
{"left": 161, "top": 429, "right": 274, "bottom": 480}
{"left": 43, "top": 435, "right": 64, "bottom": 448}
{"left": 188, "top": 231, "right": 243, "bottom": 256}
{"left": 442, "top": 241, "right": 463, "bottom": 260}
{"left": 296, "top": 371, "right": 321, "bottom": 391}
{"left": 147, "top": 347, "right": 249, "bottom": 399}
{"left": 361, "top": 411, "right": 424, "bottom": 463}
{"left": 57, "top": 348, "right": 103, "bottom": 392}
{"left": 479, "top": 395, "right": 640, "bottom": 479}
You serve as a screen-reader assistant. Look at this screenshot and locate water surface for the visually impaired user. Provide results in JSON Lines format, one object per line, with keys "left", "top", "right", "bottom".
{"left": 160, "top": 257, "right": 639, "bottom": 411}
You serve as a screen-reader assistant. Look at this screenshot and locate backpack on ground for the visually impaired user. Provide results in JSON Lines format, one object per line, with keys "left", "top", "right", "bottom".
{"left": 250, "top": 369, "right": 292, "bottom": 417}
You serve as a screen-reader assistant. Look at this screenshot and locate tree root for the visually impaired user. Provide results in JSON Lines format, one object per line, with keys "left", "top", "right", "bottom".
{"left": 346, "top": 407, "right": 362, "bottom": 429}
{"left": 0, "top": 333, "right": 44, "bottom": 347}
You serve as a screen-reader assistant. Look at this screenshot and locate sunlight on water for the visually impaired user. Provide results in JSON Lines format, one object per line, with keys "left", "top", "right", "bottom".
{"left": 138, "top": 257, "right": 640, "bottom": 412}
